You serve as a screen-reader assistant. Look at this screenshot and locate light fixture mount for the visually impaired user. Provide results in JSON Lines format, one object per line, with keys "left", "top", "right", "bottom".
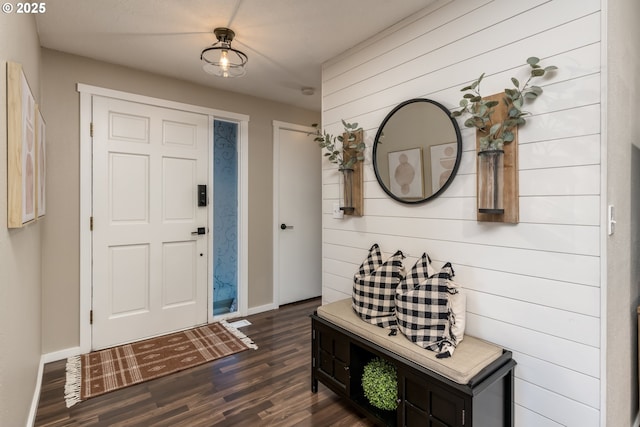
{"left": 200, "top": 27, "right": 248, "bottom": 78}
{"left": 214, "top": 27, "right": 234, "bottom": 43}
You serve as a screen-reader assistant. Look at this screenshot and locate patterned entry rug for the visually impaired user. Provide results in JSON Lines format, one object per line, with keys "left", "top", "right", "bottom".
{"left": 64, "top": 321, "right": 257, "bottom": 407}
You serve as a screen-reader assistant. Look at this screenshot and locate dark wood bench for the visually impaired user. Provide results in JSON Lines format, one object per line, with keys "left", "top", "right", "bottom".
{"left": 311, "top": 299, "right": 515, "bottom": 427}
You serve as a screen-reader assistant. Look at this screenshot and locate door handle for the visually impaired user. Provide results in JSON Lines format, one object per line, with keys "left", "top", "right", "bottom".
{"left": 280, "top": 223, "right": 293, "bottom": 230}
{"left": 191, "top": 227, "right": 206, "bottom": 235}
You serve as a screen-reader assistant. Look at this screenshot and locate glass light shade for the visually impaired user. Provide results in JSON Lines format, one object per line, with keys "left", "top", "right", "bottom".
{"left": 201, "top": 48, "right": 247, "bottom": 78}
{"left": 200, "top": 27, "right": 247, "bottom": 78}
{"left": 202, "top": 61, "right": 246, "bottom": 78}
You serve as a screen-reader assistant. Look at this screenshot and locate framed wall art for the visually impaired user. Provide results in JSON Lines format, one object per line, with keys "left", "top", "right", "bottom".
{"left": 430, "top": 142, "right": 457, "bottom": 194}
{"left": 7, "top": 61, "right": 37, "bottom": 227}
{"left": 387, "top": 147, "right": 424, "bottom": 199}
{"left": 36, "top": 105, "right": 46, "bottom": 218}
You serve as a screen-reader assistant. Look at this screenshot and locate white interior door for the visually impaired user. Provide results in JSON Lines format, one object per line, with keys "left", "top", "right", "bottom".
{"left": 275, "top": 123, "right": 322, "bottom": 305}
{"left": 92, "top": 96, "right": 209, "bottom": 350}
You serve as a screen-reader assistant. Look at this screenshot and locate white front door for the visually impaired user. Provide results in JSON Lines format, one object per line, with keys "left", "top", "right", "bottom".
{"left": 274, "top": 122, "right": 322, "bottom": 305}
{"left": 92, "top": 96, "right": 209, "bottom": 349}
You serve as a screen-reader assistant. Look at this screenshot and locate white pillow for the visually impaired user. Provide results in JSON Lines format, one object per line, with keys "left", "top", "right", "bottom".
{"left": 448, "top": 280, "right": 466, "bottom": 344}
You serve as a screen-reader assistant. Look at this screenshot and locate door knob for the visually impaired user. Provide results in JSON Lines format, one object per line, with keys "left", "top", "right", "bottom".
{"left": 280, "top": 223, "right": 293, "bottom": 230}
{"left": 191, "top": 227, "right": 206, "bottom": 235}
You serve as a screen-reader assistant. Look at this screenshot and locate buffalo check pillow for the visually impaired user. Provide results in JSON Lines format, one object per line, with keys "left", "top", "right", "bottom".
{"left": 352, "top": 244, "right": 405, "bottom": 329}
{"left": 395, "top": 257, "right": 461, "bottom": 358}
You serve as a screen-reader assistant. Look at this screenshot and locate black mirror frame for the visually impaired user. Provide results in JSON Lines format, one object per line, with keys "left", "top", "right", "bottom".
{"left": 372, "top": 98, "right": 462, "bottom": 204}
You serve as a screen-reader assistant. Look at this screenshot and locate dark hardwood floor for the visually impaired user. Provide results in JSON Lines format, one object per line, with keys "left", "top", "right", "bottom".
{"left": 34, "top": 297, "right": 376, "bottom": 426}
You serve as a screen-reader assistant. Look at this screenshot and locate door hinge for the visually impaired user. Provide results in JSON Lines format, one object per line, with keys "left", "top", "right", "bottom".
{"left": 462, "top": 409, "right": 465, "bottom": 425}
{"left": 90, "top": 310, "right": 93, "bottom": 325}
{"left": 90, "top": 216, "right": 93, "bottom": 231}
{"left": 90, "top": 122, "right": 94, "bottom": 137}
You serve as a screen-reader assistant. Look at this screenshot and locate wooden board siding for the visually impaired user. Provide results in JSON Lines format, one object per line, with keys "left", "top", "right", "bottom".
{"left": 320, "top": 0, "right": 602, "bottom": 426}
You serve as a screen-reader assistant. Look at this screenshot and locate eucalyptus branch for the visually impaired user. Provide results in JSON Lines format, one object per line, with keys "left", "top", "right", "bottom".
{"left": 451, "top": 57, "right": 557, "bottom": 151}
{"left": 312, "top": 119, "right": 365, "bottom": 169}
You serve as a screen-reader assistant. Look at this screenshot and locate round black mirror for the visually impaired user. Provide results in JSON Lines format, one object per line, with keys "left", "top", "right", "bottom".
{"left": 373, "top": 99, "right": 462, "bottom": 204}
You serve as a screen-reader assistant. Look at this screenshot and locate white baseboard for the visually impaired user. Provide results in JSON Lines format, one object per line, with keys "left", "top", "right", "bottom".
{"left": 633, "top": 411, "right": 639, "bottom": 427}
{"left": 43, "top": 346, "right": 81, "bottom": 364}
{"left": 26, "top": 355, "right": 44, "bottom": 427}
{"left": 247, "top": 302, "right": 277, "bottom": 316}
{"left": 27, "top": 347, "right": 81, "bottom": 426}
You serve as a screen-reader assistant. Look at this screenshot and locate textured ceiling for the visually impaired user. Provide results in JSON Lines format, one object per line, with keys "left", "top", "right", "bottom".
{"left": 35, "top": 0, "right": 435, "bottom": 111}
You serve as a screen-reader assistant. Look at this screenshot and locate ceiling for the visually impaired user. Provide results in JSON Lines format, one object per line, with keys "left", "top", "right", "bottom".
{"left": 35, "top": 0, "right": 435, "bottom": 111}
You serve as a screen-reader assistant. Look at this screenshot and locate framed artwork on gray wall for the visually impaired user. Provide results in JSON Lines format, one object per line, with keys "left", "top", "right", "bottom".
{"left": 7, "top": 61, "right": 43, "bottom": 227}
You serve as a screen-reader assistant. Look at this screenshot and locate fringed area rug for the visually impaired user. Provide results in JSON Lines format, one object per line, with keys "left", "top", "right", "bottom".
{"left": 64, "top": 320, "right": 257, "bottom": 407}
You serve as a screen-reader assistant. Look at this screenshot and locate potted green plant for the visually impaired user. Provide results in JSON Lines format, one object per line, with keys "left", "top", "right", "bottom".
{"left": 450, "top": 57, "right": 557, "bottom": 213}
{"left": 312, "top": 120, "right": 365, "bottom": 212}
{"left": 361, "top": 357, "right": 398, "bottom": 411}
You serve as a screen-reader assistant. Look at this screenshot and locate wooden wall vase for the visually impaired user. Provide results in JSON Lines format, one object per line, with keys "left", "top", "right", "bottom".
{"left": 341, "top": 129, "right": 364, "bottom": 217}
{"left": 476, "top": 93, "right": 519, "bottom": 224}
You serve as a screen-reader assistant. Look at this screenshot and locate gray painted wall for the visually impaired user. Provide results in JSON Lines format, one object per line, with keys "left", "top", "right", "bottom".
{"left": 0, "top": 13, "right": 42, "bottom": 427}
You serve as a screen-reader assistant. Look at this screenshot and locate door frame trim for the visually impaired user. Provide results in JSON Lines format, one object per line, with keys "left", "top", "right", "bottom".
{"left": 272, "top": 120, "right": 316, "bottom": 308}
{"left": 78, "top": 83, "right": 249, "bottom": 353}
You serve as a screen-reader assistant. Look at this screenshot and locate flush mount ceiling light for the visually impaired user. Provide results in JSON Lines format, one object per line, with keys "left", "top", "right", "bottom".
{"left": 200, "top": 27, "right": 248, "bottom": 78}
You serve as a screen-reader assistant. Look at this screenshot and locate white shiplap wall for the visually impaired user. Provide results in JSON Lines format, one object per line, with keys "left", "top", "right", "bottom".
{"left": 320, "top": 0, "right": 603, "bottom": 426}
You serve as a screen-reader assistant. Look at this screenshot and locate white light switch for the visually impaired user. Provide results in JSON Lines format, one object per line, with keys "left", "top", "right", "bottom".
{"left": 608, "top": 205, "right": 616, "bottom": 236}
{"left": 332, "top": 202, "right": 344, "bottom": 219}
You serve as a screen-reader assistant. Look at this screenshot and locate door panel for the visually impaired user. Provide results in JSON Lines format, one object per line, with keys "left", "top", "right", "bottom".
{"left": 92, "top": 96, "right": 208, "bottom": 350}
{"left": 109, "top": 244, "right": 149, "bottom": 316}
{"left": 109, "top": 112, "right": 149, "bottom": 142}
{"left": 162, "top": 241, "right": 197, "bottom": 306}
{"left": 163, "top": 157, "right": 196, "bottom": 220}
{"left": 110, "top": 153, "right": 149, "bottom": 222}
{"left": 163, "top": 120, "right": 198, "bottom": 147}
{"left": 276, "top": 125, "right": 321, "bottom": 305}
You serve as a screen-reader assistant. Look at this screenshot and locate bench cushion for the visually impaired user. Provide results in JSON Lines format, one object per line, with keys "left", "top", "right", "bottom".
{"left": 317, "top": 298, "right": 503, "bottom": 385}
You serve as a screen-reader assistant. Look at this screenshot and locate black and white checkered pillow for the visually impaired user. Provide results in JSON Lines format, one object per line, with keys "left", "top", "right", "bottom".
{"left": 395, "top": 258, "right": 459, "bottom": 358}
{"left": 353, "top": 244, "right": 405, "bottom": 329}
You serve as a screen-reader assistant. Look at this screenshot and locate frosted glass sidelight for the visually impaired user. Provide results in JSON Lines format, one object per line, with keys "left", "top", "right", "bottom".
{"left": 213, "top": 120, "right": 238, "bottom": 316}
